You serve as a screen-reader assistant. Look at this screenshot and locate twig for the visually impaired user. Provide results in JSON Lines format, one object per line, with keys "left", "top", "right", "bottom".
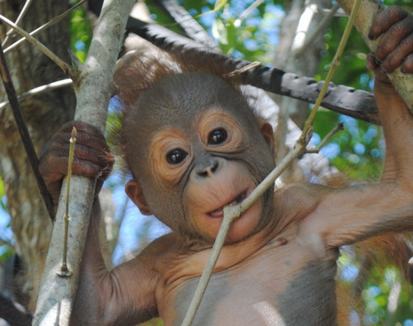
{"left": 0, "top": 78, "right": 73, "bottom": 111}
{"left": 293, "top": 3, "right": 340, "bottom": 58}
{"left": 408, "top": 257, "right": 413, "bottom": 284}
{"left": 4, "top": 1, "right": 86, "bottom": 54}
{"left": 181, "top": 0, "right": 362, "bottom": 324}
{"left": 306, "top": 123, "right": 344, "bottom": 154}
{"left": 57, "top": 127, "right": 77, "bottom": 278}
{"left": 0, "top": 42, "right": 54, "bottom": 220}
{"left": 0, "top": 15, "right": 72, "bottom": 76}
{"left": 223, "top": 61, "right": 260, "bottom": 78}
{"left": 2, "top": 0, "right": 33, "bottom": 47}
{"left": 234, "top": 0, "right": 265, "bottom": 27}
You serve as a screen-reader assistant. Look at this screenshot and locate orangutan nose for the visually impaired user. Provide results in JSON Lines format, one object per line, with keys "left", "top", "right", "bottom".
{"left": 195, "top": 158, "right": 219, "bottom": 178}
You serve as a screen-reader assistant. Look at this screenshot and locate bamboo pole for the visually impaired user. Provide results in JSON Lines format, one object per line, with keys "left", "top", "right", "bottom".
{"left": 33, "top": 0, "right": 135, "bottom": 324}
{"left": 337, "top": 0, "right": 413, "bottom": 112}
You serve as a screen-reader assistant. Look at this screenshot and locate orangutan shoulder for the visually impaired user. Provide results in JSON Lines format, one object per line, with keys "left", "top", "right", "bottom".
{"left": 273, "top": 183, "right": 328, "bottom": 221}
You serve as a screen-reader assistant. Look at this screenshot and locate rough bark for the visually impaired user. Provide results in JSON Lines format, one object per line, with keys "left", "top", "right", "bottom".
{"left": 33, "top": 1, "right": 135, "bottom": 324}
{"left": 273, "top": 0, "right": 332, "bottom": 160}
{"left": 0, "top": 0, "right": 74, "bottom": 310}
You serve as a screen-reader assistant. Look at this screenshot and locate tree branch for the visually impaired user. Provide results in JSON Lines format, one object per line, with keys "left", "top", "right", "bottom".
{"left": 1, "top": 0, "right": 33, "bottom": 47}
{"left": 0, "top": 15, "right": 72, "bottom": 76}
{"left": 4, "top": 0, "right": 86, "bottom": 54}
{"left": 126, "top": 16, "right": 380, "bottom": 124}
{"left": 337, "top": 0, "right": 413, "bottom": 113}
{"left": 32, "top": 0, "right": 135, "bottom": 324}
{"left": 293, "top": 3, "right": 340, "bottom": 58}
{"left": 234, "top": 0, "right": 265, "bottom": 27}
{"left": 155, "top": 0, "right": 217, "bottom": 49}
{"left": 0, "top": 78, "right": 73, "bottom": 111}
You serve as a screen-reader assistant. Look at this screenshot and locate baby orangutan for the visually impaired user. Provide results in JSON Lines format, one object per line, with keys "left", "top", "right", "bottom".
{"left": 39, "top": 7, "right": 413, "bottom": 326}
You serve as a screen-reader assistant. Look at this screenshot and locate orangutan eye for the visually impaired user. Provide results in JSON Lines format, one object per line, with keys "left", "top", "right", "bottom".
{"left": 166, "top": 148, "right": 188, "bottom": 165}
{"left": 208, "top": 128, "right": 228, "bottom": 145}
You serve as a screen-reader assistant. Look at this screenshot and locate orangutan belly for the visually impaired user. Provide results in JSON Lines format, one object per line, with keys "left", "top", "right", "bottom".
{"left": 159, "top": 241, "right": 339, "bottom": 326}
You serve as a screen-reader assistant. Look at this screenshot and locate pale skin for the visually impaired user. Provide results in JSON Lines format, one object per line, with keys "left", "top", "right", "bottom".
{"left": 39, "top": 7, "right": 413, "bottom": 326}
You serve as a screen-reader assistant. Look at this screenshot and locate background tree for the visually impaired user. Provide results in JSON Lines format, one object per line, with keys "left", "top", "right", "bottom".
{"left": 0, "top": 0, "right": 74, "bottom": 310}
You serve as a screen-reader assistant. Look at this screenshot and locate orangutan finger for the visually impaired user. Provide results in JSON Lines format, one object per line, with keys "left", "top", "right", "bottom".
{"left": 369, "top": 7, "right": 408, "bottom": 40}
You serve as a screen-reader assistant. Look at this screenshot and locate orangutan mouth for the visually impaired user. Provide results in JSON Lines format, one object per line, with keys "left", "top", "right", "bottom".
{"left": 207, "top": 190, "right": 248, "bottom": 218}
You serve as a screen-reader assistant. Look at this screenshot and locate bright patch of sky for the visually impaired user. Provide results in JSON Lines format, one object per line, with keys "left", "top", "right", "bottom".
{"left": 353, "top": 143, "right": 365, "bottom": 155}
{"left": 74, "top": 40, "right": 86, "bottom": 51}
{"left": 0, "top": 201, "right": 13, "bottom": 243}
{"left": 339, "top": 115, "right": 359, "bottom": 137}
{"left": 0, "top": 200, "right": 14, "bottom": 257}
{"left": 341, "top": 264, "right": 359, "bottom": 282}
{"left": 365, "top": 285, "right": 381, "bottom": 298}
{"left": 199, "top": 2, "right": 283, "bottom": 50}
{"left": 309, "top": 132, "right": 321, "bottom": 147}
{"left": 103, "top": 172, "right": 170, "bottom": 265}
{"left": 364, "top": 126, "right": 377, "bottom": 144}
{"left": 320, "top": 142, "right": 340, "bottom": 159}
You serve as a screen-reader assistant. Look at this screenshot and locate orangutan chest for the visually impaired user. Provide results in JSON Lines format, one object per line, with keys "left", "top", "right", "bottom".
{"left": 161, "top": 246, "right": 339, "bottom": 326}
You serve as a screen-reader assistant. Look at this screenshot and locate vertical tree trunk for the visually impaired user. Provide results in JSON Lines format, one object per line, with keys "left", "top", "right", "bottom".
{"left": 272, "top": 0, "right": 333, "bottom": 182}
{"left": 273, "top": 0, "right": 332, "bottom": 126}
{"left": 0, "top": 0, "right": 74, "bottom": 309}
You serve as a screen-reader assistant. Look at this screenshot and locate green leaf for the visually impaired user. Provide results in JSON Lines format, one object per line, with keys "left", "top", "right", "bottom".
{"left": 0, "top": 177, "right": 4, "bottom": 197}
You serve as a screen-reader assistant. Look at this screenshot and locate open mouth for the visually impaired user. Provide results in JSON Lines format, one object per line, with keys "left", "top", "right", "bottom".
{"left": 207, "top": 189, "right": 248, "bottom": 218}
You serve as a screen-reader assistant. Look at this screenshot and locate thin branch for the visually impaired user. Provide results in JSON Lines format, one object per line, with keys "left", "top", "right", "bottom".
{"left": 0, "top": 43, "right": 54, "bottom": 220}
{"left": 0, "top": 78, "right": 73, "bottom": 111}
{"left": 2, "top": 0, "right": 33, "bottom": 47}
{"left": 57, "top": 127, "right": 77, "bottom": 278}
{"left": 127, "top": 16, "right": 380, "bottom": 124}
{"left": 156, "top": 0, "right": 217, "bottom": 49}
{"left": 0, "top": 15, "right": 72, "bottom": 76}
{"left": 4, "top": 0, "right": 86, "bottom": 54}
{"left": 306, "top": 123, "right": 344, "bottom": 154}
{"left": 293, "top": 3, "right": 340, "bottom": 58}
{"left": 319, "top": 7, "right": 347, "bottom": 17}
{"left": 234, "top": 0, "right": 265, "bottom": 27}
{"left": 409, "top": 257, "right": 413, "bottom": 284}
{"left": 181, "top": 0, "right": 362, "bottom": 324}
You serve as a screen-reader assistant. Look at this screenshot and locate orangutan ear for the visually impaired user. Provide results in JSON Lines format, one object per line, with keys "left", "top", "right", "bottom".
{"left": 260, "top": 123, "right": 275, "bottom": 155}
{"left": 125, "top": 179, "right": 152, "bottom": 216}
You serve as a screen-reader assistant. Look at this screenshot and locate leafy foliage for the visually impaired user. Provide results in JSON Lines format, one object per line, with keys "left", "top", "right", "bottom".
{"left": 0, "top": 177, "right": 13, "bottom": 263}
{"left": 70, "top": 4, "right": 92, "bottom": 63}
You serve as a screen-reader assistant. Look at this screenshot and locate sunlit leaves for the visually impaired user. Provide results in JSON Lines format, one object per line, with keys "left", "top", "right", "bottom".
{"left": 0, "top": 177, "right": 4, "bottom": 198}
{"left": 213, "top": 0, "right": 228, "bottom": 12}
{"left": 70, "top": 6, "right": 92, "bottom": 63}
